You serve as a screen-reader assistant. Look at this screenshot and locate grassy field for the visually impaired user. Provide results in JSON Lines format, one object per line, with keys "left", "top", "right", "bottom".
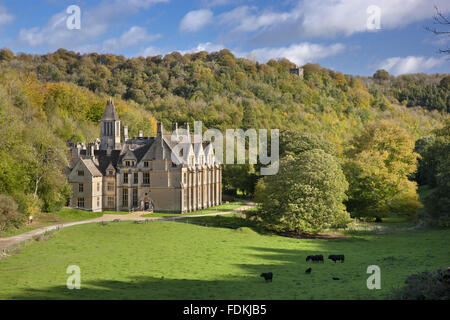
{"left": 0, "top": 208, "right": 104, "bottom": 238}
{"left": 0, "top": 215, "right": 448, "bottom": 300}
{"left": 0, "top": 202, "right": 246, "bottom": 238}
{"left": 141, "top": 201, "right": 247, "bottom": 218}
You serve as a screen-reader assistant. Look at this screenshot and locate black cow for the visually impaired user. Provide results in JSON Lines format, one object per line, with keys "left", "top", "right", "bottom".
{"left": 306, "top": 254, "right": 324, "bottom": 263}
{"left": 332, "top": 277, "right": 340, "bottom": 280}
{"left": 260, "top": 272, "right": 273, "bottom": 282}
{"left": 328, "top": 255, "right": 345, "bottom": 263}
{"left": 315, "top": 255, "right": 324, "bottom": 263}
{"left": 305, "top": 267, "right": 312, "bottom": 274}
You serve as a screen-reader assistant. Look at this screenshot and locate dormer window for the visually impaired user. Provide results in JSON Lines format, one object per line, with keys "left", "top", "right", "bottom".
{"left": 108, "top": 170, "right": 114, "bottom": 175}
{"left": 125, "top": 160, "right": 135, "bottom": 167}
{"left": 78, "top": 170, "right": 84, "bottom": 176}
{"left": 144, "top": 161, "right": 149, "bottom": 168}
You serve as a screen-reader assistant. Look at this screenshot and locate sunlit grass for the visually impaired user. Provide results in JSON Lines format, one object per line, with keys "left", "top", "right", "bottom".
{"left": 0, "top": 217, "right": 448, "bottom": 300}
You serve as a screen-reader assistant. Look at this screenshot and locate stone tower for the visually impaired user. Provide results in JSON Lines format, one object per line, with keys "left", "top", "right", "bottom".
{"left": 100, "top": 98, "right": 121, "bottom": 151}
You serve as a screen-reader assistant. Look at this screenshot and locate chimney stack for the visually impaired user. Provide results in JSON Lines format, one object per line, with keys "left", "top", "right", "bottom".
{"left": 157, "top": 122, "right": 164, "bottom": 137}
{"left": 172, "top": 122, "right": 179, "bottom": 139}
{"left": 124, "top": 126, "right": 129, "bottom": 141}
{"left": 87, "top": 143, "right": 95, "bottom": 159}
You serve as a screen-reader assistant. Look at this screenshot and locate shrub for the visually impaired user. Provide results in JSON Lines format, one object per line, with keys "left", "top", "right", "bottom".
{"left": 390, "top": 269, "right": 450, "bottom": 300}
{"left": 12, "top": 192, "right": 42, "bottom": 218}
{"left": 0, "top": 194, "right": 24, "bottom": 231}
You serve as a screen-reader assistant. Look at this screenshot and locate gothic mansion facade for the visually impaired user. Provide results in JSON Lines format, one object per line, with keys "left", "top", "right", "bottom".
{"left": 67, "top": 100, "right": 222, "bottom": 213}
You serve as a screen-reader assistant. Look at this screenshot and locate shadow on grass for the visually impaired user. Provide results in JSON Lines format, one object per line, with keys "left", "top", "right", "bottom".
{"left": 174, "top": 215, "right": 370, "bottom": 241}
{"left": 8, "top": 245, "right": 376, "bottom": 300}
{"left": 174, "top": 214, "right": 272, "bottom": 235}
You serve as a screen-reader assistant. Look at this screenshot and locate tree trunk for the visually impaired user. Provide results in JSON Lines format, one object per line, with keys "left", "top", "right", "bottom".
{"left": 34, "top": 176, "right": 43, "bottom": 196}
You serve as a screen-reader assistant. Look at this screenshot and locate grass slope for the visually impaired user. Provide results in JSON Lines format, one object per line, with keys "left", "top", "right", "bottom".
{"left": 0, "top": 209, "right": 104, "bottom": 238}
{"left": 0, "top": 217, "right": 448, "bottom": 300}
{"left": 0, "top": 202, "right": 246, "bottom": 238}
{"left": 141, "top": 202, "right": 246, "bottom": 218}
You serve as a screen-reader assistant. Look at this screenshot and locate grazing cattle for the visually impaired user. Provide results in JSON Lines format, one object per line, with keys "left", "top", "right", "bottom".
{"left": 260, "top": 272, "right": 273, "bottom": 282}
{"left": 332, "top": 277, "right": 340, "bottom": 280}
{"left": 306, "top": 255, "right": 324, "bottom": 263}
{"left": 328, "top": 255, "right": 345, "bottom": 263}
{"left": 305, "top": 267, "right": 312, "bottom": 274}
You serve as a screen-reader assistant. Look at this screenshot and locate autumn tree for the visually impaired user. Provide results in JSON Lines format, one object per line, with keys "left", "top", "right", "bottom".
{"left": 344, "top": 120, "right": 421, "bottom": 220}
{"left": 424, "top": 120, "right": 450, "bottom": 226}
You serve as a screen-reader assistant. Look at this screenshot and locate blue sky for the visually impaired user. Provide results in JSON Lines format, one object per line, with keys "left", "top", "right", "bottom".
{"left": 1, "top": 0, "right": 450, "bottom": 76}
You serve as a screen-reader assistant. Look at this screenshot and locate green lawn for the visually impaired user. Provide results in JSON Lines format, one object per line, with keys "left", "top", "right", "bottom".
{"left": 141, "top": 201, "right": 247, "bottom": 218}
{"left": 0, "top": 202, "right": 247, "bottom": 238}
{"left": 0, "top": 208, "right": 104, "bottom": 238}
{"left": 0, "top": 216, "right": 448, "bottom": 300}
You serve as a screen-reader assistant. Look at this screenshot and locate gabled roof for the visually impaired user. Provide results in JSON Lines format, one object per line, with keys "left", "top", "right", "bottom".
{"left": 81, "top": 158, "right": 103, "bottom": 177}
{"left": 101, "top": 99, "right": 119, "bottom": 121}
{"left": 95, "top": 150, "right": 121, "bottom": 175}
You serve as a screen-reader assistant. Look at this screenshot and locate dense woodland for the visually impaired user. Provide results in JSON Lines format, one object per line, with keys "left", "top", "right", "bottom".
{"left": 0, "top": 48, "right": 449, "bottom": 232}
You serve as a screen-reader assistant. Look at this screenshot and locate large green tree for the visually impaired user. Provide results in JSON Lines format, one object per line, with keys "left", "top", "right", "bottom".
{"left": 424, "top": 120, "right": 450, "bottom": 226}
{"left": 254, "top": 150, "right": 350, "bottom": 233}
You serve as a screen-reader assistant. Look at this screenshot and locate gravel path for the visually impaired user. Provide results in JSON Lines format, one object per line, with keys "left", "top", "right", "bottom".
{"left": 0, "top": 203, "right": 255, "bottom": 251}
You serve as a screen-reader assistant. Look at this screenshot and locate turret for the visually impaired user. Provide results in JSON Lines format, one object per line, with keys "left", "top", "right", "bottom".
{"left": 100, "top": 98, "right": 121, "bottom": 151}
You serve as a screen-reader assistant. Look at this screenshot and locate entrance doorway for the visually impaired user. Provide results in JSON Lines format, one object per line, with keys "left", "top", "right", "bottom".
{"left": 144, "top": 199, "right": 154, "bottom": 212}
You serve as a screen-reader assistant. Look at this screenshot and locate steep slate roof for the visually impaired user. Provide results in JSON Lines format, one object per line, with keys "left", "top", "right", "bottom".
{"left": 81, "top": 158, "right": 103, "bottom": 177}
{"left": 101, "top": 99, "right": 120, "bottom": 121}
{"left": 76, "top": 129, "right": 215, "bottom": 176}
{"left": 95, "top": 150, "right": 121, "bottom": 175}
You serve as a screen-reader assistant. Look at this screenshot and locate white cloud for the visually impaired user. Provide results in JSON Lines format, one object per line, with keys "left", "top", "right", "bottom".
{"left": 219, "top": 6, "right": 296, "bottom": 33}
{"left": 18, "top": 0, "right": 167, "bottom": 50}
{"left": 378, "top": 56, "right": 446, "bottom": 75}
{"left": 0, "top": 6, "right": 14, "bottom": 27}
{"left": 217, "top": 0, "right": 450, "bottom": 42}
{"left": 248, "top": 42, "right": 345, "bottom": 66}
{"left": 181, "top": 42, "right": 226, "bottom": 54}
{"left": 179, "top": 9, "right": 213, "bottom": 32}
{"left": 102, "top": 26, "right": 161, "bottom": 52}
{"left": 139, "top": 46, "right": 164, "bottom": 57}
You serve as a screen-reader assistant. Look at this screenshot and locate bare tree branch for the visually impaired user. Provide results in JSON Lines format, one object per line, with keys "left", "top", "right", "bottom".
{"left": 424, "top": 6, "right": 450, "bottom": 54}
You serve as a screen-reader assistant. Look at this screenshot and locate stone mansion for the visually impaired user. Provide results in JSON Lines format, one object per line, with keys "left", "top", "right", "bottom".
{"left": 67, "top": 99, "right": 222, "bottom": 213}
